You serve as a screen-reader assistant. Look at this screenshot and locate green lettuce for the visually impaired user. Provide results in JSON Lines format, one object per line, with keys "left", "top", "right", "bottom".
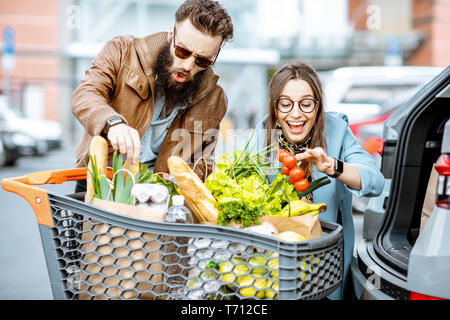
{"left": 205, "top": 152, "right": 298, "bottom": 227}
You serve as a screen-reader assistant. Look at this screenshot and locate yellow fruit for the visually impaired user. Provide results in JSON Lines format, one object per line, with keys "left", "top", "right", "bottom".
{"left": 218, "top": 261, "right": 233, "bottom": 273}
{"left": 220, "top": 272, "right": 236, "bottom": 284}
{"left": 237, "top": 276, "right": 267, "bottom": 298}
{"left": 264, "top": 250, "right": 278, "bottom": 259}
{"left": 218, "top": 258, "right": 249, "bottom": 285}
{"left": 264, "top": 280, "right": 278, "bottom": 299}
{"left": 270, "top": 269, "right": 278, "bottom": 280}
{"left": 249, "top": 255, "right": 268, "bottom": 276}
{"left": 268, "top": 257, "right": 278, "bottom": 270}
{"left": 249, "top": 255, "right": 267, "bottom": 266}
{"left": 278, "top": 200, "right": 326, "bottom": 217}
{"left": 231, "top": 256, "right": 245, "bottom": 265}
{"left": 233, "top": 263, "right": 250, "bottom": 276}
{"left": 218, "top": 262, "right": 235, "bottom": 284}
{"left": 278, "top": 231, "right": 305, "bottom": 242}
{"left": 300, "top": 260, "right": 308, "bottom": 271}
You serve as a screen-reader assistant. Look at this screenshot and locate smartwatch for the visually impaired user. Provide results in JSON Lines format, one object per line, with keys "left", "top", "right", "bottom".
{"left": 329, "top": 158, "right": 344, "bottom": 178}
{"left": 105, "top": 117, "right": 124, "bottom": 135}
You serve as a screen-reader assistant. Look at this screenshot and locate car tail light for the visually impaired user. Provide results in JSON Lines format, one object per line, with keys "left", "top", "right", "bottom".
{"left": 378, "top": 141, "right": 384, "bottom": 156}
{"left": 362, "top": 136, "right": 383, "bottom": 155}
{"left": 435, "top": 154, "right": 450, "bottom": 209}
{"left": 410, "top": 292, "right": 447, "bottom": 300}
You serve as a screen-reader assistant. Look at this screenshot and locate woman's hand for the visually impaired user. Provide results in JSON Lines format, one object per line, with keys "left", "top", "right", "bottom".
{"left": 295, "top": 147, "right": 362, "bottom": 190}
{"left": 294, "top": 147, "right": 335, "bottom": 176}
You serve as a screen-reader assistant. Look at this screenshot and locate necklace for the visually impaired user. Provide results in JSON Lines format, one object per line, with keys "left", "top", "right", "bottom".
{"left": 276, "top": 122, "right": 312, "bottom": 154}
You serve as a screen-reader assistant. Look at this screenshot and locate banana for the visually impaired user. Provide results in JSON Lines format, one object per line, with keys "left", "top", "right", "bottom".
{"left": 278, "top": 200, "right": 326, "bottom": 217}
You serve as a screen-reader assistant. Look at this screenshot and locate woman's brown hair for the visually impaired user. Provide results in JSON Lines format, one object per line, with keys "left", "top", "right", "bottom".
{"left": 175, "top": 0, "right": 234, "bottom": 43}
{"left": 265, "top": 61, "right": 327, "bottom": 177}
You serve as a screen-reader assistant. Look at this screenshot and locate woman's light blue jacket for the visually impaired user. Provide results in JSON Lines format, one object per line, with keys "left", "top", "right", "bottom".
{"left": 243, "top": 112, "right": 385, "bottom": 299}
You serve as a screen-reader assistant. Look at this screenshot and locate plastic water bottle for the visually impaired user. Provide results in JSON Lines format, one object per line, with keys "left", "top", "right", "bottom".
{"left": 164, "top": 195, "right": 193, "bottom": 224}
{"left": 163, "top": 195, "right": 193, "bottom": 299}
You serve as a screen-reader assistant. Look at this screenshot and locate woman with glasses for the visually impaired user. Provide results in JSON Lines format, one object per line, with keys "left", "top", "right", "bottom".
{"left": 244, "top": 61, "right": 385, "bottom": 299}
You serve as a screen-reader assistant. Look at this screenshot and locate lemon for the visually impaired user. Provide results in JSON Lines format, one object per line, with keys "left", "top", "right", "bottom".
{"left": 249, "top": 255, "right": 268, "bottom": 276}
{"left": 237, "top": 276, "right": 267, "bottom": 298}
{"left": 264, "top": 280, "right": 278, "bottom": 299}
{"left": 277, "top": 231, "right": 305, "bottom": 242}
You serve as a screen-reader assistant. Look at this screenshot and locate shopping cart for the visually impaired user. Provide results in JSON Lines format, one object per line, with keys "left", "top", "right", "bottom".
{"left": 2, "top": 168, "right": 343, "bottom": 300}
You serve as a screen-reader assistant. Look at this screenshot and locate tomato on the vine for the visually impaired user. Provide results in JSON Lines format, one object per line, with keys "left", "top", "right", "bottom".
{"left": 281, "top": 164, "right": 290, "bottom": 176}
{"left": 277, "top": 149, "right": 289, "bottom": 163}
{"left": 289, "top": 167, "right": 305, "bottom": 182}
{"left": 282, "top": 153, "right": 297, "bottom": 169}
{"left": 294, "top": 179, "right": 309, "bottom": 192}
{"left": 289, "top": 174, "right": 297, "bottom": 185}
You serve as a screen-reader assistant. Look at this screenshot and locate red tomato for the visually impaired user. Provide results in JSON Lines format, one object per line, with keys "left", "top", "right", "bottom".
{"left": 282, "top": 153, "right": 297, "bottom": 169}
{"left": 289, "top": 174, "right": 297, "bottom": 185}
{"left": 294, "top": 179, "right": 309, "bottom": 192}
{"left": 289, "top": 167, "right": 305, "bottom": 182}
{"left": 277, "top": 149, "right": 289, "bottom": 163}
{"left": 281, "top": 164, "right": 290, "bottom": 175}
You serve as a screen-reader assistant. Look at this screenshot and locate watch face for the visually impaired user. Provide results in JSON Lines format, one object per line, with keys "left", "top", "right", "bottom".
{"left": 108, "top": 117, "right": 122, "bottom": 125}
{"left": 105, "top": 117, "right": 123, "bottom": 134}
{"left": 335, "top": 158, "right": 344, "bottom": 173}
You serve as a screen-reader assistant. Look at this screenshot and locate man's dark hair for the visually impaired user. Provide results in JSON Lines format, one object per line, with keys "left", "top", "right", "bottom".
{"left": 175, "top": 0, "right": 233, "bottom": 43}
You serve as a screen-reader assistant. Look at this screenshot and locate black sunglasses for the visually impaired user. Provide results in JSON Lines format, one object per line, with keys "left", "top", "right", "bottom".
{"left": 173, "top": 27, "right": 220, "bottom": 68}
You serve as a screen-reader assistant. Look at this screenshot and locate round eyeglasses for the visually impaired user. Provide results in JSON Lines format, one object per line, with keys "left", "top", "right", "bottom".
{"left": 276, "top": 98, "right": 318, "bottom": 113}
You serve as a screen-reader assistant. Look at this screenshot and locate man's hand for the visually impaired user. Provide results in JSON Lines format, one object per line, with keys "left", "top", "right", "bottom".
{"left": 107, "top": 123, "right": 141, "bottom": 164}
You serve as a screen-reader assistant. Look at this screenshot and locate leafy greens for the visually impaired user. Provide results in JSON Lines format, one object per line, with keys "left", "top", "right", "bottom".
{"left": 205, "top": 151, "right": 298, "bottom": 228}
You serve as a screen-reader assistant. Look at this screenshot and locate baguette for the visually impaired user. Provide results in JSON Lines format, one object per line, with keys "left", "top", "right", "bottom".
{"left": 167, "top": 156, "right": 218, "bottom": 223}
{"left": 86, "top": 135, "right": 109, "bottom": 199}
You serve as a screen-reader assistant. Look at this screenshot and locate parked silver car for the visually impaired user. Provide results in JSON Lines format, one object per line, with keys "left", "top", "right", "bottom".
{"left": 0, "top": 129, "right": 36, "bottom": 166}
{"left": 0, "top": 96, "right": 62, "bottom": 155}
{"left": 351, "top": 66, "right": 450, "bottom": 300}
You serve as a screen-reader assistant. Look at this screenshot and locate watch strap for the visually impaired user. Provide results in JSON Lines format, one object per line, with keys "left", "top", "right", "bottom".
{"left": 329, "top": 158, "right": 343, "bottom": 178}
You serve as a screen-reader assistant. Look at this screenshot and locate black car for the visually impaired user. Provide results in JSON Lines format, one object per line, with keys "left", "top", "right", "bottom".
{"left": 351, "top": 66, "right": 450, "bottom": 300}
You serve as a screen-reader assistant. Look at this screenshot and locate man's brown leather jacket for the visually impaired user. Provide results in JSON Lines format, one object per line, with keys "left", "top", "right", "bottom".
{"left": 72, "top": 32, "right": 227, "bottom": 180}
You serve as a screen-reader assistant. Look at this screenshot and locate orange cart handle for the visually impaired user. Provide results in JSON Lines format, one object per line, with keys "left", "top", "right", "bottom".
{"left": 1, "top": 168, "right": 112, "bottom": 227}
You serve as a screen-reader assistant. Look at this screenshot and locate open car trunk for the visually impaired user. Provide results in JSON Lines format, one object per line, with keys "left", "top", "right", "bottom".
{"left": 374, "top": 67, "right": 450, "bottom": 276}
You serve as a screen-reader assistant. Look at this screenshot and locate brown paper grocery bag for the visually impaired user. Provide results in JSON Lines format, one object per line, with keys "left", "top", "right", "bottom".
{"left": 259, "top": 214, "right": 323, "bottom": 240}
{"left": 78, "top": 197, "right": 166, "bottom": 300}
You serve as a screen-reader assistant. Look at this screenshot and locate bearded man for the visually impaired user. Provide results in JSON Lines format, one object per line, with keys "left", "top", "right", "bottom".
{"left": 72, "top": 0, "right": 233, "bottom": 192}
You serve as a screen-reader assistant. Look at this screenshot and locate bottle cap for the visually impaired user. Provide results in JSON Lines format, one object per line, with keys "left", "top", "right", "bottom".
{"left": 172, "top": 195, "right": 185, "bottom": 206}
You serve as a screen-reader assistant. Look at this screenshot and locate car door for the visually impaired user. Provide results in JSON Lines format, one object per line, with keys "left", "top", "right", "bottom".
{"left": 375, "top": 66, "right": 450, "bottom": 280}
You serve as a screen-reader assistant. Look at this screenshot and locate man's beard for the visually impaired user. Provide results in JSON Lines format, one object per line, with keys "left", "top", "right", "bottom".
{"left": 153, "top": 43, "right": 206, "bottom": 112}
